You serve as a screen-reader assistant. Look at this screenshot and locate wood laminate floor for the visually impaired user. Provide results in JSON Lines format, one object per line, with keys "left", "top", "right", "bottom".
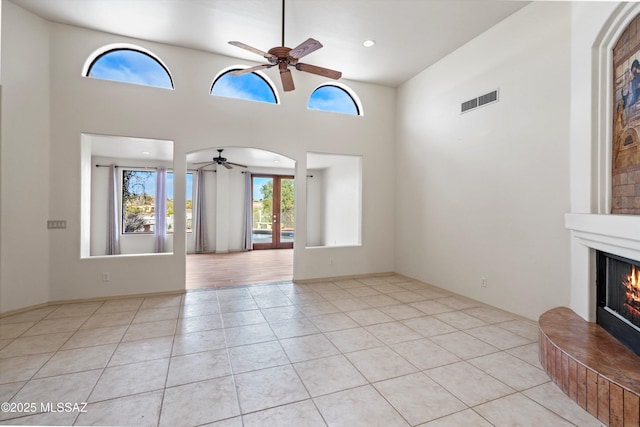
{"left": 186, "top": 249, "right": 293, "bottom": 289}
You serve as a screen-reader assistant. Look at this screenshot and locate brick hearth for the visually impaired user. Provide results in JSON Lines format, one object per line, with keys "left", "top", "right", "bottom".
{"left": 538, "top": 307, "right": 640, "bottom": 426}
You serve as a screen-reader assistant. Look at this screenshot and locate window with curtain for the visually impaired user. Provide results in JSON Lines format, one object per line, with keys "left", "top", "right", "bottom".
{"left": 121, "top": 170, "right": 192, "bottom": 234}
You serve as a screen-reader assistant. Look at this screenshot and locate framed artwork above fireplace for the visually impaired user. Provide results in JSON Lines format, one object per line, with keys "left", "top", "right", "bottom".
{"left": 612, "top": 13, "right": 640, "bottom": 215}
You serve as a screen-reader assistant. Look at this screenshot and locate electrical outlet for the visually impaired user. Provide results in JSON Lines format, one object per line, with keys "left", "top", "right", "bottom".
{"left": 102, "top": 272, "right": 110, "bottom": 282}
{"left": 481, "top": 277, "right": 488, "bottom": 288}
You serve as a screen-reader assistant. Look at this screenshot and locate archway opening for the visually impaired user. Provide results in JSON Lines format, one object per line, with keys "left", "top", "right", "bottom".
{"left": 185, "top": 147, "right": 295, "bottom": 288}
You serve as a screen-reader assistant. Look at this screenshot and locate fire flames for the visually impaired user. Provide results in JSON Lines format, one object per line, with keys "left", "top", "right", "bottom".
{"left": 624, "top": 265, "right": 640, "bottom": 317}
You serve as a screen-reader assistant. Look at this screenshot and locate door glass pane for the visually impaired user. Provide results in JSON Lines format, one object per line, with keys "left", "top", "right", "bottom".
{"left": 280, "top": 178, "right": 295, "bottom": 244}
{"left": 252, "top": 177, "right": 273, "bottom": 244}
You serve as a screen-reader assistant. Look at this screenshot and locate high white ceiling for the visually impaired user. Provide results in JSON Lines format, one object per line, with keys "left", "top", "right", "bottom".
{"left": 11, "top": 0, "right": 528, "bottom": 87}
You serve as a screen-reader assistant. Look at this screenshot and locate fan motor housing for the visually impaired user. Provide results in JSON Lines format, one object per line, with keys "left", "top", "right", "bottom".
{"left": 268, "top": 46, "right": 293, "bottom": 63}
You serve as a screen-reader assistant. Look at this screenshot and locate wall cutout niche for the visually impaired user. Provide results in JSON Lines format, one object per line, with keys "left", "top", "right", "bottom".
{"left": 81, "top": 134, "right": 175, "bottom": 257}
{"left": 613, "top": 13, "right": 640, "bottom": 214}
{"left": 306, "top": 153, "right": 362, "bottom": 247}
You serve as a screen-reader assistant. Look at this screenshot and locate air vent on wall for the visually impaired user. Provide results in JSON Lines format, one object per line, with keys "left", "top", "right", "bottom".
{"left": 461, "top": 98, "right": 478, "bottom": 113}
{"left": 461, "top": 89, "right": 499, "bottom": 113}
{"left": 478, "top": 90, "right": 498, "bottom": 106}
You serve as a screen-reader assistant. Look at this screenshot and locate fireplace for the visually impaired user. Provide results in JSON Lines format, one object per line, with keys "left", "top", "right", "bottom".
{"left": 596, "top": 250, "right": 640, "bottom": 356}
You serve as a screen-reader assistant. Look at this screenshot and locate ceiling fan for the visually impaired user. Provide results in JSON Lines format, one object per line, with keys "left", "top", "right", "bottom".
{"left": 228, "top": 0, "right": 342, "bottom": 91}
{"left": 194, "top": 149, "right": 248, "bottom": 170}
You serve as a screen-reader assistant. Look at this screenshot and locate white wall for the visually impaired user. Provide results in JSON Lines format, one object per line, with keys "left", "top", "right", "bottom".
{"left": 0, "top": 5, "right": 396, "bottom": 310}
{"left": 395, "top": 2, "right": 572, "bottom": 321}
{"left": 226, "top": 169, "right": 246, "bottom": 252}
{"left": 306, "top": 169, "right": 325, "bottom": 246}
{"left": 0, "top": 1, "right": 51, "bottom": 312}
{"left": 323, "top": 156, "right": 362, "bottom": 247}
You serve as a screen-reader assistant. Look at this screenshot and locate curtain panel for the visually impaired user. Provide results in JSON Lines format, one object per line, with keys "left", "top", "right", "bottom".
{"left": 194, "top": 168, "right": 208, "bottom": 253}
{"left": 155, "top": 167, "right": 167, "bottom": 253}
{"left": 242, "top": 172, "right": 253, "bottom": 251}
{"left": 106, "top": 164, "right": 121, "bottom": 255}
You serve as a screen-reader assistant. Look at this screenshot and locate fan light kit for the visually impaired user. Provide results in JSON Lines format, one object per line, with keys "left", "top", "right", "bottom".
{"left": 228, "top": 0, "right": 342, "bottom": 92}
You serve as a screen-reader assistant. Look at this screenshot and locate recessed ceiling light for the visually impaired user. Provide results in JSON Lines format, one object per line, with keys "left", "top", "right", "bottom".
{"left": 362, "top": 40, "right": 376, "bottom": 48}
{"left": 142, "top": 151, "right": 150, "bottom": 155}
{"left": 273, "top": 160, "right": 280, "bottom": 164}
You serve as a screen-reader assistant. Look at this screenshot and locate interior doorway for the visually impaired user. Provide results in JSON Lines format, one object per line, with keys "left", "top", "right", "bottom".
{"left": 252, "top": 174, "right": 294, "bottom": 250}
{"left": 185, "top": 147, "right": 296, "bottom": 289}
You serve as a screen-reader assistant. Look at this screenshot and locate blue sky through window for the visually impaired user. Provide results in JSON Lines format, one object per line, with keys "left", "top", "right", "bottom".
{"left": 88, "top": 49, "right": 173, "bottom": 89}
{"left": 167, "top": 172, "right": 193, "bottom": 201}
{"left": 211, "top": 70, "right": 277, "bottom": 104}
{"left": 253, "top": 177, "right": 271, "bottom": 200}
{"left": 125, "top": 171, "right": 192, "bottom": 200}
{"left": 308, "top": 85, "right": 359, "bottom": 115}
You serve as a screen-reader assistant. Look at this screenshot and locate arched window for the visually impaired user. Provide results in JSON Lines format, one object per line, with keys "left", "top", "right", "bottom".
{"left": 210, "top": 69, "right": 277, "bottom": 104}
{"left": 85, "top": 47, "right": 173, "bottom": 89}
{"left": 308, "top": 84, "right": 361, "bottom": 116}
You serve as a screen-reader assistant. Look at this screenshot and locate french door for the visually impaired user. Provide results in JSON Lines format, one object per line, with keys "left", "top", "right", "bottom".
{"left": 252, "top": 175, "right": 294, "bottom": 250}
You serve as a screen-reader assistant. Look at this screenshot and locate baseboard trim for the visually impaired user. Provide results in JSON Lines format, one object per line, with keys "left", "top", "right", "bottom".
{"left": 294, "top": 271, "right": 400, "bottom": 284}
{"left": 0, "top": 289, "right": 185, "bottom": 318}
{"left": 1, "top": 272, "right": 415, "bottom": 317}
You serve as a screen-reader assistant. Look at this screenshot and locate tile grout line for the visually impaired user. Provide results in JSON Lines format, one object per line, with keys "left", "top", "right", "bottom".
{"left": 216, "top": 287, "right": 247, "bottom": 425}
{"left": 154, "top": 293, "right": 183, "bottom": 427}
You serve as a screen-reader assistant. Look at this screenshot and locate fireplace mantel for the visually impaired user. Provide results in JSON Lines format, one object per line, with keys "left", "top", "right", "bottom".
{"left": 565, "top": 213, "right": 640, "bottom": 262}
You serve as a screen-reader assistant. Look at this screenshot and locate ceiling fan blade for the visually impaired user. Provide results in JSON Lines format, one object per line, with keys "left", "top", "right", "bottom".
{"left": 279, "top": 65, "right": 295, "bottom": 92}
{"left": 231, "top": 64, "right": 274, "bottom": 76}
{"left": 229, "top": 41, "right": 277, "bottom": 61}
{"left": 195, "top": 162, "right": 215, "bottom": 169}
{"left": 289, "top": 38, "right": 323, "bottom": 60}
{"left": 222, "top": 163, "right": 233, "bottom": 170}
{"left": 227, "top": 162, "right": 248, "bottom": 168}
{"left": 193, "top": 160, "right": 215, "bottom": 165}
{"left": 295, "top": 63, "right": 342, "bottom": 80}
{"left": 232, "top": 65, "right": 272, "bottom": 77}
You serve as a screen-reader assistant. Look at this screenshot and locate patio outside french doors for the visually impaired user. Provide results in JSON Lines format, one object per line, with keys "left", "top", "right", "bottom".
{"left": 251, "top": 175, "right": 294, "bottom": 249}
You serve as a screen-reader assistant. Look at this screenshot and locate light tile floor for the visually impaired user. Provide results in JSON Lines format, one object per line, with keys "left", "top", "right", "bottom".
{"left": 0, "top": 275, "right": 604, "bottom": 426}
